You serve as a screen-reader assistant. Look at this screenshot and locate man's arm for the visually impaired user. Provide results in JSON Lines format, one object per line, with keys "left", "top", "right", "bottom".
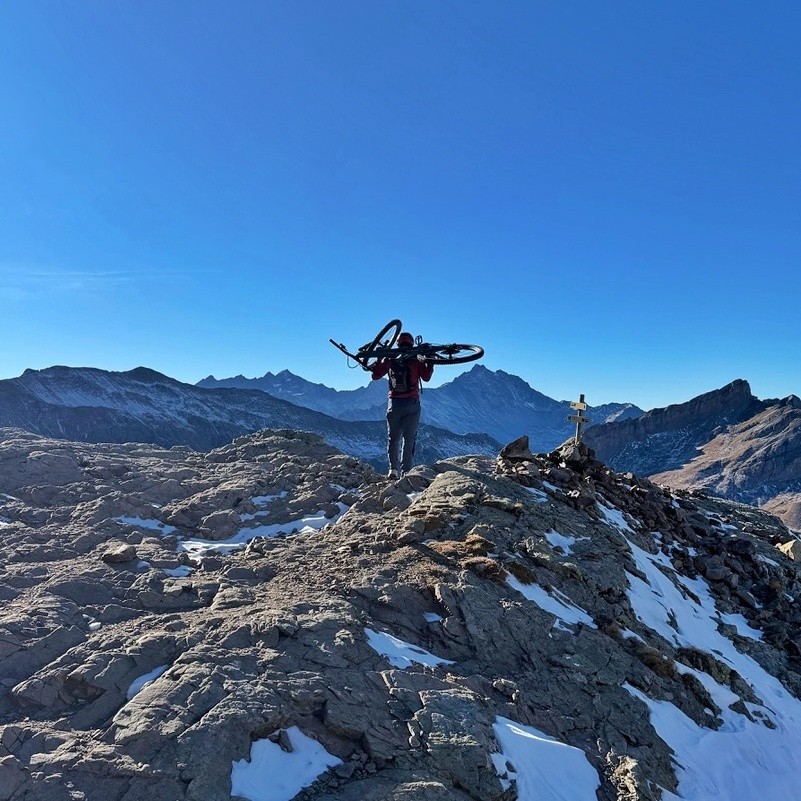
{"left": 370, "top": 359, "right": 390, "bottom": 380}
{"left": 417, "top": 359, "right": 434, "bottom": 382}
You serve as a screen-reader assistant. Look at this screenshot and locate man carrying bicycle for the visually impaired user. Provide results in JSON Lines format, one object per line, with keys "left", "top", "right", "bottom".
{"left": 370, "top": 331, "right": 434, "bottom": 479}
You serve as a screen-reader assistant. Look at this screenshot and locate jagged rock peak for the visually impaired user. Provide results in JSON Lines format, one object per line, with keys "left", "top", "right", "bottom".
{"left": 718, "top": 377, "right": 752, "bottom": 395}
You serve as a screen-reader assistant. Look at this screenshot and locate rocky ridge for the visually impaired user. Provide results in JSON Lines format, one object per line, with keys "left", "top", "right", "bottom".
{"left": 585, "top": 380, "right": 801, "bottom": 530}
{"left": 584, "top": 379, "right": 766, "bottom": 477}
{"left": 650, "top": 395, "right": 801, "bottom": 530}
{"left": 2, "top": 427, "right": 801, "bottom": 800}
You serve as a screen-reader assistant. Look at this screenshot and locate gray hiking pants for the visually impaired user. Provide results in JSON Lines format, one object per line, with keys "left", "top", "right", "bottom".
{"left": 386, "top": 397, "right": 421, "bottom": 475}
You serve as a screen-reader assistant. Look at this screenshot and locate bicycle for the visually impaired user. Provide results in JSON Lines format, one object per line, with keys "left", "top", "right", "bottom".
{"left": 329, "top": 318, "right": 484, "bottom": 371}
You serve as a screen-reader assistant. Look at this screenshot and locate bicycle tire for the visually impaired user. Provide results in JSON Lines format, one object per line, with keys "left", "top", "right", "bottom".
{"left": 357, "top": 319, "right": 402, "bottom": 365}
{"left": 425, "top": 344, "right": 484, "bottom": 365}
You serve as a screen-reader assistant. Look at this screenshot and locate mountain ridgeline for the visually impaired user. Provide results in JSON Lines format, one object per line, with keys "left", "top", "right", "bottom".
{"left": 584, "top": 379, "right": 801, "bottom": 530}
{"left": 197, "top": 364, "right": 643, "bottom": 451}
{"left": 583, "top": 379, "right": 766, "bottom": 475}
{"left": 0, "top": 366, "right": 500, "bottom": 470}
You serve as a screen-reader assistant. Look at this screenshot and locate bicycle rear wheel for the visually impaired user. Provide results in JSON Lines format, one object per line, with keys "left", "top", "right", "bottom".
{"left": 357, "top": 319, "right": 402, "bottom": 365}
{"left": 426, "top": 344, "right": 484, "bottom": 365}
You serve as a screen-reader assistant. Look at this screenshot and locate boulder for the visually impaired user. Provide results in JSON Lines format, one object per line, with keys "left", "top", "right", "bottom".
{"left": 101, "top": 543, "right": 138, "bottom": 564}
{"left": 777, "top": 540, "right": 801, "bottom": 561}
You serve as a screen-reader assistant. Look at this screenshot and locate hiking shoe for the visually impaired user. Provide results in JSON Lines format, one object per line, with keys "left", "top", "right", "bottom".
{"left": 387, "top": 469, "right": 399, "bottom": 479}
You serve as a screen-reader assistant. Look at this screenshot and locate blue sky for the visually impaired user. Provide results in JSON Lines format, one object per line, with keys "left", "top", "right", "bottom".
{"left": 1, "top": 1, "right": 798, "bottom": 409}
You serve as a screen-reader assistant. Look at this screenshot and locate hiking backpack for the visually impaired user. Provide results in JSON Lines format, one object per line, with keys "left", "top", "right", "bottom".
{"left": 388, "top": 358, "right": 414, "bottom": 395}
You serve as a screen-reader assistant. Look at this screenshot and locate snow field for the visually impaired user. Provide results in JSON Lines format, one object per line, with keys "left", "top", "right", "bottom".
{"left": 599, "top": 499, "right": 801, "bottom": 801}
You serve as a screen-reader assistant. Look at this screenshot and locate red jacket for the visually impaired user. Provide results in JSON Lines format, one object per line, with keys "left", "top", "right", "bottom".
{"left": 371, "top": 357, "right": 434, "bottom": 399}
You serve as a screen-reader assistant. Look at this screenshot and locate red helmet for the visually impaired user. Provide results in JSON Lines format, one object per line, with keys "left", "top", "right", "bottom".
{"left": 398, "top": 332, "right": 414, "bottom": 347}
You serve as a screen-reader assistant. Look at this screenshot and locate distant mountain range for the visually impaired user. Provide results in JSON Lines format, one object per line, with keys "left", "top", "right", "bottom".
{"left": 584, "top": 380, "right": 801, "bottom": 530}
{"left": 0, "top": 366, "right": 500, "bottom": 469}
{"left": 198, "top": 364, "right": 643, "bottom": 451}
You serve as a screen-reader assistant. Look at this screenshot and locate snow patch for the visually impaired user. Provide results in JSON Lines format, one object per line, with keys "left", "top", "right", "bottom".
{"left": 543, "top": 529, "right": 580, "bottom": 554}
{"left": 231, "top": 726, "right": 342, "bottom": 801}
{"left": 597, "top": 501, "right": 635, "bottom": 533}
{"left": 364, "top": 627, "right": 454, "bottom": 669}
{"left": 178, "top": 504, "right": 349, "bottom": 558}
{"left": 115, "top": 516, "right": 176, "bottom": 535}
{"left": 525, "top": 486, "right": 549, "bottom": 502}
{"left": 162, "top": 565, "right": 193, "bottom": 578}
{"left": 126, "top": 665, "right": 169, "bottom": 700}
{"left": 82, "top": 613, "right": 101, "bottom": 632}
{"left": 718, "top": 611, "right": 763, "bottom": 641}
{"left": 506, "top": 575, "right": 596, "bottom": 630}
{"left": 491, "top": 716, "right": 600, "bottom": 800}
{"left": 623, "top": 532, "right": 801, "bottom": 800}
{"left": 240, "top": 492, "right": 289, "bottom": 520}
{"left": 253, "top": 492, "right": 288, "bottom": 505}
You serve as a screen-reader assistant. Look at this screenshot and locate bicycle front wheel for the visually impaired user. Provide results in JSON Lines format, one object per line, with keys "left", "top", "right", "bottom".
{"left": 357, "top": 319, "right": 402, "bottom": 366}
{"left": 426, "top": 344, "right": 484, "bottom": 365}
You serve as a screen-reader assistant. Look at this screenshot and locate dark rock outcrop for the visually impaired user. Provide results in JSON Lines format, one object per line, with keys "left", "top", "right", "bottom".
{"left": 584, "top": 380, "right": 765, "bottom": 476}
{"left": 650, "top": 396, "right": 801, "bottom": 511}
{"left": 584, "top": 381, "right": 801, "bottom": 530}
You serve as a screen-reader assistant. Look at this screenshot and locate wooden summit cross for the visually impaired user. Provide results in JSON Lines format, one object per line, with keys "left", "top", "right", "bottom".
{"left": 568, "top": 394, "right": 590, "bottom": 444}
